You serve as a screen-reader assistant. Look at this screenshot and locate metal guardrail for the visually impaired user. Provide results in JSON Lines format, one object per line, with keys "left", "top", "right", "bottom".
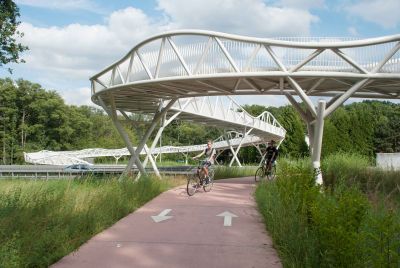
{"left": 0, "top": 165, "right": 196, "bottom": 178}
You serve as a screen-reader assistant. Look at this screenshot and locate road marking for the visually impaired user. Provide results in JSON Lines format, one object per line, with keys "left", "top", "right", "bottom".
{"left": 217, "top": 211, "right": 238, "bottom": 226}
{"left": 151, "top": 209, "right": 173, "bottom": 223}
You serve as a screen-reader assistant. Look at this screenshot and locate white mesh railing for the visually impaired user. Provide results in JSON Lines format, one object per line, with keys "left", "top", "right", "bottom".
{"left": 24, "top": 134, "right": 266, "bottom": 166}
{"left": 169, "top": 96, "right": 286, "bottom": 138}
{"left": 92, "top": 31, "right": 400, "bottom": 93}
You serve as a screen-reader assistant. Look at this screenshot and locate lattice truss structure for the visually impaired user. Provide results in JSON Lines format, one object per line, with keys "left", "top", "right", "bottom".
{"left": 25, "top": 95, "right": 285, "bottom": 174}
{"left": 94, "top": 95, "right": 285, "bottom": 177}
{"left": 90, "top": 30, "right": 400, "bottom": 183}
{"left": 24, "top": 130, "right": 278, "bottom": 168}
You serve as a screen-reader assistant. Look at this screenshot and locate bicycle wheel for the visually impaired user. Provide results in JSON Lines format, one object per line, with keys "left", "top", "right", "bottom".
{"left": 203, "top": 169, "right": 214, "bottom": 192}
{"left": 187, "top": 174, "right": 200, "bottom": 196}
{"left": 267, "top": 165, "right": 277, "bottom": 180}
{"left": 255, "top": 167, "right": 266, "bottom": 182}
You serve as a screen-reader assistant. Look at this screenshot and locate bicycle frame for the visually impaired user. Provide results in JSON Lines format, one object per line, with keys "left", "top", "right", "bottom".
{"left": 186, "top": 162, "right": 214, "bottom": 196}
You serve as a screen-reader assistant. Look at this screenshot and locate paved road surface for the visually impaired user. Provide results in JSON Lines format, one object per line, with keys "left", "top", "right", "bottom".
{"left": 52, "top": 177, "right": 282, "bottom": 268}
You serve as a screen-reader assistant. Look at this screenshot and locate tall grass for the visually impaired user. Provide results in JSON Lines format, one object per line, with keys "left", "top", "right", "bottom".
{"left": 0, "top": 176, "right": 182, "bottom": 267}
{"left": 214, "top": 165, "right": 257, "bottom": 179}
{"left": 255, "top": 156, "right": 400, "bottom": 267}
{"left": 322, "top": 153, "right": 370, "bottom": 187}
{"left": 323, "top": 153, "right": 400, "bottom": 207}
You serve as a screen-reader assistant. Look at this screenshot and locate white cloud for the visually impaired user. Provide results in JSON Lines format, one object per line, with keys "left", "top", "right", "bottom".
{"left": 15, "top": 0, "right": 322, "bottom": 105}
{"left": 235, "top": 95, "right": 289, "bottom": 107}
{"left": 107, "top": 7, "right": 164, "bottom": 48}
{"left": 344, "top": 0, "right": 400, "bottom": 28}
{"left": 277, "top": 0, "right": 325, "bottom": 9}
{"left": 19, "top": 22, "right": 117, "bottom": 82}
{"left": 157, "top": 0, "right": 319, "bottom": 37}
{"left": 347, "top": 26, "right": 358, "bottom": 36}
{"left": 17, "top": 7, "right": 164, "bottom": 92}
{"left": 61, "top": 87, "right": 94, "bottom": 106}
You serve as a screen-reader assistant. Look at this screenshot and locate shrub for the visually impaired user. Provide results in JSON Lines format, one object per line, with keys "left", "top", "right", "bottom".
{"left": 256, "top": 156, "right": 400, "bottom": 267}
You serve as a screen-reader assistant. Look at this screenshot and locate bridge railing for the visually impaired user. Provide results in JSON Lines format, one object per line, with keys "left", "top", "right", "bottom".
{"left": 169, "top": 96, "right": 286, "bottom": 137}
{"left": 90, "top": 30, "right": 400, "bottom": 94}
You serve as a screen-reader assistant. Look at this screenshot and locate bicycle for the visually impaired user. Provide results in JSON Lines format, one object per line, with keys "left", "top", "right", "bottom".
{"left": 187, "top": 161, "right": 215, "bottom": 196}
{"left": 255, "top": 160, "right": 276, "bottom": 182}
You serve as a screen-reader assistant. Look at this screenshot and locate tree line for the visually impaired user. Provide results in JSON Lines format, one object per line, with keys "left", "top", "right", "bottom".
{"left": 1, "top": 78, "right": 399, "bottom": 164}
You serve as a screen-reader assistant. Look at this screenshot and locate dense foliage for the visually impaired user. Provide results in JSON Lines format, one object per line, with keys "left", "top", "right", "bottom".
{"left": 1, "top": 78, "right": 399, "bottom": 164}
{"left": 256, "top": 157, "right": 400, "bottom": 267}
{"left": 323, "top": 101, "right": 400, "bottom": 156}
{"left": 243, "top": 104, "right": 310, "bottom": 158}
{"left": 243, "top": 101, "right": 400, "bottom": 159}
{"left": 0, "top": 78, "right": 136, "bottom": 164}
{"left": 0, "top": 0, "right": 28, "bottom": 72}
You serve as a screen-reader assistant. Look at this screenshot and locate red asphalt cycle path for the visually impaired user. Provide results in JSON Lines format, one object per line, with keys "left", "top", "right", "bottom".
{"left": 52, "top": 177, "right": 282, "bottom": 268}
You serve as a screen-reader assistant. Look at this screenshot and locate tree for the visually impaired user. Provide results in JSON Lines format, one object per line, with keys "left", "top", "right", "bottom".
{"left": 243, "top": 104, "right": 309, "bottom": 159}
{"left": 0, "top": 0, "right": 28, "bottom": 72}
{"left": 269, "top": 105, "right": 308, "bottom": 157}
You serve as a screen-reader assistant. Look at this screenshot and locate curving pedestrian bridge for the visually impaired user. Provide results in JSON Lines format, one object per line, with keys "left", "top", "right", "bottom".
{"left": 90, "top": 30, "right": 400, "bottom": 183}
{"left": 25, "top": 95, "right": 286, "bottom": 170}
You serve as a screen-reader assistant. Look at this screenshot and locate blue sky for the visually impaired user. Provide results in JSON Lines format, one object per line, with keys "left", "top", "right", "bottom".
{"left": 1, "top": 0, "right": 400, "bottom": 106}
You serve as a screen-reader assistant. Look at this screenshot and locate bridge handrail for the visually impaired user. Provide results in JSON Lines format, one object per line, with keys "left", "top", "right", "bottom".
{"left": 170, "top": 96, "right": 286, "bottom": 135}
{"left": 256, "top": 111, "right": 284, "bottom": 130}
{"left": 90, "top": 30, "right": 400, "bottom": 82}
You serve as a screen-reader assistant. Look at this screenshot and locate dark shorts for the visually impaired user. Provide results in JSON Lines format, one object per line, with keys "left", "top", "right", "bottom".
{"left": 201, "top": 160, "right": 212, "bottom": 168}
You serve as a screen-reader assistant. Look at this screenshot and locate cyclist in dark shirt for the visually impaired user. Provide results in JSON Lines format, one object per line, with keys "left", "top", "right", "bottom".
{"left": 264, "top": 140, "right": 278, "bottom": 172}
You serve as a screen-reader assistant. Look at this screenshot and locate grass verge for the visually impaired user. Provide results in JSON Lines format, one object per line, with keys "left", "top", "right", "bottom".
{"left": 214, "top": 165, "right": 257, "bottom": 179}
{"left": 322, "top": 153, "right": 400, "bottom": 207}
{"left": 255, "top": 156, "right": 400, "bottom": 267}
{"left": 0, "top": 175, "right": 183, "bottom": 267}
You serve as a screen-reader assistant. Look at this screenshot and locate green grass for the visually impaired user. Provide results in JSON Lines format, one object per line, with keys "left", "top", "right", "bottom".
{"left": 0, "top": 175, "right": 184, "bottom": 267}
{"left": 322, "top": 153, "right": 400, "bottom": 207}
{"left": 214, "top": 165, "right": 257, "bottom": 179}
{"left": 255, "top": 156, "right": 400, "bottom": 267}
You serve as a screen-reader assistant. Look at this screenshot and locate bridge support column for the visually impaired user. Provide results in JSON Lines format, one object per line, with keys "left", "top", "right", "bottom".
{"left": 129, "top": 99, "right": 177, "bottom": 179}
{"left": 97, "top": 96, "right": 145, "bottom": 177}
{"left": 119, "top": 110, "right": 160, "bottom": 178}
{"left": 224, "top": 131, "right": 242, "bottom": 167}
{"left": 113, "top": 155, "right": 122, "bottom": 164}
{"left": 143, "top": 144, "right": 159, "bottom": 177}
{"left": 284, "top": 77, "right": 370, "bottom": 185}
{"left": 214, "top": 149, "right": 225, "bottom": 165}
{"left": 311, "top": 100, "right": 326, "bottom": 185}
{"left": 99, "top": 96, "right": 176, "bottom": 180}
{"left": 228, "top": 128, "right": 253, "bottom": 167}
{"left": 141, "top": 99, "right": 193, "bottom": 174}
{"left": 284, "top": 90, "right": 326, "bottom": 185}
{"left": 183, "top": 152, "right": 188, "bottom": 164}
{"left": 306, "top": 123, "right": 315, "bottom": 156}
{"left": 254, "top": 144, "right": 264, "bottom": 167}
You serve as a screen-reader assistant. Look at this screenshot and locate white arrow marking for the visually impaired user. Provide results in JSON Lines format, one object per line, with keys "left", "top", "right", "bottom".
{"left": 217, "top": 211, "right": 238, "bottom": 227}
{"left": 151, "top": 209, "right": 173, "bottom": 223}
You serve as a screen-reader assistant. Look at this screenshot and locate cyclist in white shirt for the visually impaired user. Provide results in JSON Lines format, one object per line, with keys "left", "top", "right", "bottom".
{"left": 193, "top": 140, "right": 216, "bottom": 182}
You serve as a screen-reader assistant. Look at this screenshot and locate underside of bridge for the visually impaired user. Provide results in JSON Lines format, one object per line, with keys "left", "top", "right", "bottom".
{"left": 90, "top": 30, "right": 400, "bottom": 184}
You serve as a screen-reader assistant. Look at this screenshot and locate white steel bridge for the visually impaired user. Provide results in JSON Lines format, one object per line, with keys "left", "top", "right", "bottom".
{"left": 24, "top": 131, "right": 273, "bottom": 166}
{"left": 25, "top": 96, "right": 286, "bottom": 175}
{"left": 90, "top": 30, "right": 400, "bottom": 183}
